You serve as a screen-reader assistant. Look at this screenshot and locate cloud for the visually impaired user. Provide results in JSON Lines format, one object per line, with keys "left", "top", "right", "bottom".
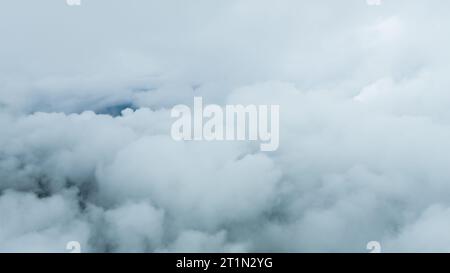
{"left": 2, "top": 0, "right": 450, "bottom": 252}
{"left": 162, "top": 230, "right": 247, "bottom": 253}
{"left": 0, "top": 190, "right": 90, "bottom": 252}
{"left": 103, "top": 201, "right": 165, "bottom": 252}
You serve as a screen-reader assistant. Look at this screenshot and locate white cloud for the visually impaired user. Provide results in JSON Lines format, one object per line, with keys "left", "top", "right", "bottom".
{"left": 2, "top": 0, "right": 450, "bottom": 252}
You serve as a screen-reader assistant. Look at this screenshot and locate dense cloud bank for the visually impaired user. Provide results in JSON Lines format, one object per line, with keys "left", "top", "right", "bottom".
{"left": 2, "top": 0, "right": 450, "bottom": 252}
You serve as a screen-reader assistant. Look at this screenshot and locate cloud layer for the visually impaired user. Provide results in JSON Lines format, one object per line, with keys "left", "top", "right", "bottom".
{"left": 2, "top": 0, "right": 450, "bottom": 252}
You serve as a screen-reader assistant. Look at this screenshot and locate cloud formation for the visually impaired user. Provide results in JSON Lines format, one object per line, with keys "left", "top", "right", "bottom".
{"left": 2, "top": 0, "right": 450, "bottom": 252}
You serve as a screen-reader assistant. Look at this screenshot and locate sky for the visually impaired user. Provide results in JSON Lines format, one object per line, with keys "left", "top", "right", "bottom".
{"left": 1, "top": 0, "right": 450, "bottom": 252}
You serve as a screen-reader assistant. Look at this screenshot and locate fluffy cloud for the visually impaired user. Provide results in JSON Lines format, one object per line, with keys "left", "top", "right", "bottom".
{"left": 0, "top": 190, "right": 90, "bottom": 252}
{"left": 2, "top": 0, "right": 450, "bottom": 252}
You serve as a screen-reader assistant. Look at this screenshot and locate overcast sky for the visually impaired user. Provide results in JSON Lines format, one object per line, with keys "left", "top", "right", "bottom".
{"left": 1, "top": 0, "right": 450, "bottom": 252}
